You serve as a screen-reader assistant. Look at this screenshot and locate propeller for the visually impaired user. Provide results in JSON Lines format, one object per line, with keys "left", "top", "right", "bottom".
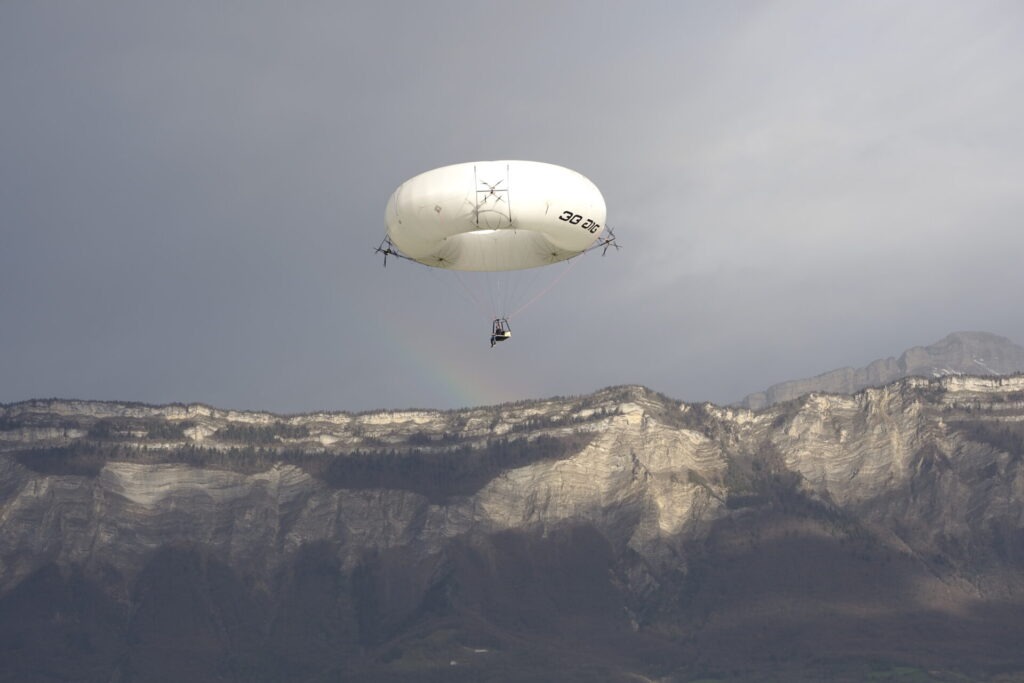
{"left": 479, "top": 178, "right": 505, "bottom": 194}
{"left": 375, "top": 238, "right": 399, "bottom": 267}
{"left": 600, "top": 227, "right": 621, "bottom": 256}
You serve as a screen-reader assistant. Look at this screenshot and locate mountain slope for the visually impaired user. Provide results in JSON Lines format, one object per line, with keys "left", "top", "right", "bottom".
{"left": 2, "top": 377, "right": 1024, "bottom": 681}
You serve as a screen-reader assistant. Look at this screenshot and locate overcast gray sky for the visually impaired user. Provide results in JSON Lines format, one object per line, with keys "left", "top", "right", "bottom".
{"left": 2, "top": 1, "right": 1023, "bottom": 413}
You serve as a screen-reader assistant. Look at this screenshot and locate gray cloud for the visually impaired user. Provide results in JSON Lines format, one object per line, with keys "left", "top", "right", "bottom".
{"left": 2, "top": 1, "right": 1023, "bottom": 412}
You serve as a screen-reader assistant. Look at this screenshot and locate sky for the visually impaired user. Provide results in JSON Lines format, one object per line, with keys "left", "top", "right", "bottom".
{"left": 2, "top": 1, "right": 1023, "bottom": 413}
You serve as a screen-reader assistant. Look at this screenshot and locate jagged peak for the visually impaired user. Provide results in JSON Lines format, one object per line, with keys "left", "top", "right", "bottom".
{"left": 738, "top": 331, "right": 1024, "bottom": 410}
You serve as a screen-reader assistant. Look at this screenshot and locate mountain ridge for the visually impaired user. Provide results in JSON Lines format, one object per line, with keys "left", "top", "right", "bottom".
{"left": 738, "top": 330, "right": 1024, "bottom": 410}
{"left": 3, "top": 372, "right": 1024, "bottom": 680}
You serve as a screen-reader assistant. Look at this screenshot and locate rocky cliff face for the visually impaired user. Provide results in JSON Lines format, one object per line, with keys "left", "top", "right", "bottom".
{"left": 739, "top": 331, "right": 1024, "bottom": 409}
{"left": 2, "top": 378, "right": 1024, "bottom": 682}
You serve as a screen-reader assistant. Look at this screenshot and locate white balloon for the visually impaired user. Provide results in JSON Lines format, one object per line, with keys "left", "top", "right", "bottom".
{"left": 385, "top": 160, "right": 606, "bottom": 271}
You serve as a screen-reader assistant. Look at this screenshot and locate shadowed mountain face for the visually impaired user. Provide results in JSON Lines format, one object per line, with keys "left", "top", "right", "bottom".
{"left": 2, "top": 375, "right": 1024, "bottom": 681}
{"left": 739, "top": 331, "right": 1024, "bottom": 409}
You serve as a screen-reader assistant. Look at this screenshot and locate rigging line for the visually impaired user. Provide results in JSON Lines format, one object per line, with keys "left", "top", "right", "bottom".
{"left": 452, "top": 270, "right": 493, "bottom": 320}
{"left": 497, "top": 263, "right": 516, "bottom": 320}
{"left": 504, "top": 258, "right": 543, "bottom": 319}
{"left": 503, "top": 259, "right": 537, "bottom": 319}
{"left": 483, "top": 239, "right": 512, "bottom": 321}
{"left": 507, "top": 256, "right": 582, "bottom": 320}
{"left": 480, "top": 242, "right": 498, "bottom": 318}
{"left": 421, "top": 265, "right": 491, "bottom": 321}
{"left": 485, "top": 265, "right": 501, "bottom": 318}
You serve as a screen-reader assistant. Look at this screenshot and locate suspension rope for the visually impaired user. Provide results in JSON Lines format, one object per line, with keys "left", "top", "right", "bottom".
{"left": 508, "top": 257, "right": 582, "bottom": 320}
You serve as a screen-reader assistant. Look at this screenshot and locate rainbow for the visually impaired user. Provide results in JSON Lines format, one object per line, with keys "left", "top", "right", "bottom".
{"left": 372, "top": 312, "right": 533, "bottom": 409}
